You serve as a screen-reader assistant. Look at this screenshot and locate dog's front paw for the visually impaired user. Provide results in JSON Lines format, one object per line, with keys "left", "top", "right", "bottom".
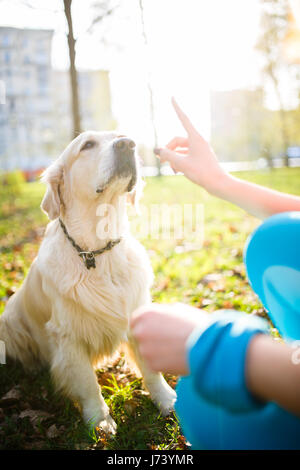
{"left": 83, "top": 406, "right": 117, "bottom": 435}
{"left": 98, "top": 414, "right": 117, "bottom": 435}
{"left": 152, "top": 385, "right": 177, "bottom": 416}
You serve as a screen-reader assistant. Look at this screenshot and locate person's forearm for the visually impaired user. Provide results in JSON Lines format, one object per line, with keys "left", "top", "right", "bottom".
{"left": 211, "top": 174, "right": 300, "bottom": 219}
{"left": 246, "top": 335, "right": 300, "bottom": 417}
{"left": 158, "top": 99, "right": 300, "bottom": 219}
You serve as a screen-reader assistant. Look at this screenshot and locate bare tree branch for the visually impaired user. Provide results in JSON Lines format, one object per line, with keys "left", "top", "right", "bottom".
{"left": 138, "top": 0, "right": 160, "bottom": 175}
{"left": 87, "top": 0, "right": 119, "bottom": 33}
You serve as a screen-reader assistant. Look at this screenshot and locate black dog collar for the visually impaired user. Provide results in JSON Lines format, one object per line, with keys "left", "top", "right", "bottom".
{"left": 59, "top": 218, "right": 122, "bottom": 270}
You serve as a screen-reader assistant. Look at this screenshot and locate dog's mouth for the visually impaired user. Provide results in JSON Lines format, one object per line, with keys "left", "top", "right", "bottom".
{"left": 96, "top": 172, "right": 137, "bottom": 195}
{"left": 96, "top": 137, "right": 137, "bottom": 195}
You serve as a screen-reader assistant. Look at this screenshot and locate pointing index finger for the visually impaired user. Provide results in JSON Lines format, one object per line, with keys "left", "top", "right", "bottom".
{"left": 171, "top": 97, "right": 198, "bottom": 136}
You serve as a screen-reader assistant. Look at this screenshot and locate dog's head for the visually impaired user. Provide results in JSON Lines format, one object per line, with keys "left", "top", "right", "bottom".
{"left": 41, "top": 131, "right": 140, "bottom": 220}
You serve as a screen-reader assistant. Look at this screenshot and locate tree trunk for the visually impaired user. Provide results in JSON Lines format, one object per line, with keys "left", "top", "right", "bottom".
{"left": 63, "top": 0, "right": 81, "bottom": 138}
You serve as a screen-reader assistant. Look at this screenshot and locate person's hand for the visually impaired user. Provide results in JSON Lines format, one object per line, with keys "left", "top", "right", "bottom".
{"left": 130, "top": 303, "right": 210, "bottom": 375}
{"left": 154, "top": 98, "right": 228, "bottom": 194}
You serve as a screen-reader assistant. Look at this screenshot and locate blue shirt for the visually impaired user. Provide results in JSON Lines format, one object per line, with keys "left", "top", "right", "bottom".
{"left": 174, "top": 310, "right": 300, "bottom": 450}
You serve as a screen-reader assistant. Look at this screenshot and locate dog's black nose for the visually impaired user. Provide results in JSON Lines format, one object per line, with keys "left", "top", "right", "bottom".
{"left": 114, "top": 137, "right": 136, "bottom": 152}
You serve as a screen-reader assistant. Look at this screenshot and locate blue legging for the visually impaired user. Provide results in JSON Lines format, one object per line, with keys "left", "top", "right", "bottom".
{"left": 175, "top": 212, "right": 300, "bottom": 450}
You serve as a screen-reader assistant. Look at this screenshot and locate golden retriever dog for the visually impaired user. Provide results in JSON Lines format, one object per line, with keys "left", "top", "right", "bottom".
{"left": 0, "top": 131, "right": 176, "bottom": 433}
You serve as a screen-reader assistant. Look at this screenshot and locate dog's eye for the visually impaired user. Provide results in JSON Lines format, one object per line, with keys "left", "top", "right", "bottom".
{"left": 81, "top": 140, "right": 96, "bottom": 151}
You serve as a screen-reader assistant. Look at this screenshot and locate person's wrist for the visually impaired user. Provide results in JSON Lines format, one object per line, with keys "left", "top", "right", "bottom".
{"left": 203, "top": 170, "right": 232, "bottom": 197}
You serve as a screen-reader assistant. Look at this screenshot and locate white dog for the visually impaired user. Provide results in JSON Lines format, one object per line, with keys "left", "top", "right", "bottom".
{"left": 0, "top": 131, "right": 176, "bottom": 433}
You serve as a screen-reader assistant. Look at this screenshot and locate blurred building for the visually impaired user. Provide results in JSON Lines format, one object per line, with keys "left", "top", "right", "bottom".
{"left": 0, "top": 26, "right": 115, "bottom": 172}
{"left": 210, "top": 89, "right": 265, "bottom": 162}
{"left": 0, "top": 26, "right": 54, "bottom": 171}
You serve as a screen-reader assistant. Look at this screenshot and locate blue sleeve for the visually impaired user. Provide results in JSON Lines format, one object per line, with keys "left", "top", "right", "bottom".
{"left": 185, "top": 310, "right": 270, "bottom": 413}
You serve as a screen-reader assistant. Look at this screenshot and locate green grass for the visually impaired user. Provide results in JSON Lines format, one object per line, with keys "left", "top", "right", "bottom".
{"left": 0, "top": 167, "right": 300, "bottom": 449}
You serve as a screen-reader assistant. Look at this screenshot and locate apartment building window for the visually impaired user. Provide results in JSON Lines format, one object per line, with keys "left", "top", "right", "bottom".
{"left": 36, "top": 44, "right": 47, "bottom": 65}
{"left": 9, "top": 98, "right": 15, "bottom": 111}
{"left": 2, "top": 34, "right": 10, "bottom": 47}
{"left": 4, "top": 51, "right": 10, "bottom": 65}
{"left": 37, "top": 67, "right": 48, "bottom": 96}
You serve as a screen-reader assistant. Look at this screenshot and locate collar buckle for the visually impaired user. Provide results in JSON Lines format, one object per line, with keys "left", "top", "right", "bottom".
{"left": 79, "top": 251, "right": 96, "bottom": 270}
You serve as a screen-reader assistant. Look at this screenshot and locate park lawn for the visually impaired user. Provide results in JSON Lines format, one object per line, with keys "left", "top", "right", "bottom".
{"left": 0, "top": 167, "right": 299, "bottom": 450}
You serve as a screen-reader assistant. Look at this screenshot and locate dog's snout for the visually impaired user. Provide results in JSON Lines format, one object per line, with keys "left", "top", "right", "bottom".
{"left": 114, "top": 137, "right": 136, "bottom": 152}
{"left": 111, "top": 136, "right": 137, "bottom": 189}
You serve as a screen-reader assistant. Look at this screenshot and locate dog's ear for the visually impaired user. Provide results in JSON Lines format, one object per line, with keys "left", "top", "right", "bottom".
{"left": 40, "top": 161, "right": 64, "bottom": 220}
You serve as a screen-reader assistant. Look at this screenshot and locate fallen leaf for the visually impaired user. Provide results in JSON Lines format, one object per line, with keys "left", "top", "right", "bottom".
{"left": 202, "top": 273, "right": 223, "bottom": 284}
{"left": 177, "top": 434, "right": 187, "bottom": 449}
{"left": 19, "top": 409, "right": 52, "bottom": 426}
{"left": 0, "top": 386, "right": 21, "bottom": 406}
{"left": 222, "top": 300, "right": 234, "bottom": 309}
{"left": 200, "top": 299, "right": 213, "bottom": 307}
{"left": 124, "top": 398, "right": 139, "bottom": 415}
{"left": 228, "top": 225, "right": 238, "bottom": 233}
{"left": 46, "top": 424, "right": 59, "bottom": 439}
{"left": 156, "top": 277, "right": 170, "bottom": 291}
{"left": 208, "top": 280, "right": 225, "bottom": 292}
{"left": 132, "top": 389, "right": 149, "bottom": 397}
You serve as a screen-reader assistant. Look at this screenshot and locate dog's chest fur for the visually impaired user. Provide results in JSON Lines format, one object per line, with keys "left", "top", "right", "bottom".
{"left": 39, "top": 228, "right": 153, "bottom": 358}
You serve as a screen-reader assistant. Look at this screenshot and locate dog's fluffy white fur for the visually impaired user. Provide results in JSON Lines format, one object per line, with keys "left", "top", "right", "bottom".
{"left": 0, "top": 131, "right": 176, "bottom": 433}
